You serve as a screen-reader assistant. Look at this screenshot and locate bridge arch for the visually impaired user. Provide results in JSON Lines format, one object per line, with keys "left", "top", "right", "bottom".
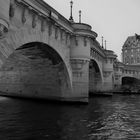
{"left": 120, "top": 74, "right": 135, "bottom": 86}
{"left": 89, "top": 59, "right": 103, "bottom": 93}
{"left": 121, "top": 76, "right": 140, "bottom": 92}
{"left": 122, "top": 76, "right": 137, "bottom": 85}
{"left": 0, "top": 40, "right": 72, "bottom": 99}
{"left": 0, "top": 27, "right": 72, "bottom": 83}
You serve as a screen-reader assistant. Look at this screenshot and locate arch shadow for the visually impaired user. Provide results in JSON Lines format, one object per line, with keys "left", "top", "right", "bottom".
{"left": 0, "top": 42, "right": 72, "bottom": 100}
{"left": 89, "top": 59, "right": 103, "bottom": 94}
{"left": 121, "top": 76, "right": 140, "bottom": 92}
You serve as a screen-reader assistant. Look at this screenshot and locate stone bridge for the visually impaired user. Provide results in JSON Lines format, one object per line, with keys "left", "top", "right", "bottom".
{"left": 114, "top": 62, "right": 140, "bottom": 91}
{"left": 0, "top": 0, "right": 117, "bottom": 103}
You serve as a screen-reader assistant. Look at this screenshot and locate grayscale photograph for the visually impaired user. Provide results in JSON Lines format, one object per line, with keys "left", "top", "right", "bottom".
{"left": 0, "top": 0, "right": 140, "bottom": 139}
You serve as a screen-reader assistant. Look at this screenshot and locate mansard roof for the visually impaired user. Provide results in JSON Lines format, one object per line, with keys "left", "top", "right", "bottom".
{"left": 122, "top": 34, "right": 140, "bottom": 49}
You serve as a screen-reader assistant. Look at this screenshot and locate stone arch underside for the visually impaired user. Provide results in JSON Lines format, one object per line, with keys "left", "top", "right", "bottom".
{"left": 0, "top": 42, "right": 72, "bottom": 100}
{"left": 89, "top": 59, "right": 103, "bottom": 93}
{"left": 122, "top": 76, "right": 140, "bottom": 86}
{"left": 0, "top": 27, "right": 72, "bottom": 87}
{"left": 121, "top": 76, "right": 140, "bottom": 92}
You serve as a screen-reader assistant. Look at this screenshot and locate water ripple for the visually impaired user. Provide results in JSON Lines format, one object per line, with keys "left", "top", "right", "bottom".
{"left": 0, "top": 95, "right": 140, "bottom": 139}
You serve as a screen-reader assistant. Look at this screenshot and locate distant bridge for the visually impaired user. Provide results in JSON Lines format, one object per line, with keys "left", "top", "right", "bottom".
{"left": 114, "top": 62, "right": 140, "bottom": 92}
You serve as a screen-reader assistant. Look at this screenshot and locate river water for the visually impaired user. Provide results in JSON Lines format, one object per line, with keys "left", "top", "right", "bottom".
{"left": 0, "top": 95, "right": 140, "bottom": 140}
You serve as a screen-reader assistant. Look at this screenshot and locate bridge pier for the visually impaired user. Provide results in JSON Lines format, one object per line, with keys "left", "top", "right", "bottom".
{"left": 103, "top": 50, "right": 117, "bottom": 91}
{"left": 70, "top": 23, "right": 97, "bottom": 102}
{"left": 71, "top": 59, "right": 89, "bottom": 102}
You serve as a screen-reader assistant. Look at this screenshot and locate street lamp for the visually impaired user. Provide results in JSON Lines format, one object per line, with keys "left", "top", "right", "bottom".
{"left": 79, "top": 10, "right": 81, "bottom": 23}
{"left": 69, "top": 0, "right": 74, "bottom": 22}
{"left": 101, "top": 36, "right": 104, "bottom": 48}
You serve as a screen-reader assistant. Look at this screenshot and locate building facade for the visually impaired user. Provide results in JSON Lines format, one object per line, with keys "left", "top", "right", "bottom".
{"left": 122, "top": 34, "right": 140, "bottom": 65}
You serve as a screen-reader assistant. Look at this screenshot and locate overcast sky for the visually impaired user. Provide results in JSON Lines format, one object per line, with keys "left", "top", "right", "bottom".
{"left": 44, "top": 0, "right": 140, "bottom": 61}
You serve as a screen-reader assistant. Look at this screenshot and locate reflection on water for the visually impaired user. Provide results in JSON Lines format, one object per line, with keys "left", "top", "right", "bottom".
{"left": 0, "top": 95, "right": 140, "bottom": 139}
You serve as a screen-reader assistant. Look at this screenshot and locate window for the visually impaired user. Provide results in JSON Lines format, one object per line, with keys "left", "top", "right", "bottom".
{"left": 131, "top": 57, "right": 134, "bottom": 64}
{"left": 137, "top": 57, "right": 140, "bottom": 63}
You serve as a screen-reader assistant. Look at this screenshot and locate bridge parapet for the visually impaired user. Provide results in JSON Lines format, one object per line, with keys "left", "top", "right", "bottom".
{"left": 17, "top": 0, "right": 73, "bottom": 32}
{"left": 72, "top": 23, "right": 92, "bottom": 30}
{"left": 72, "top": 23, "right": 97, "bottom": 39}
{"left": 105, "top": 50, "right": 117, "bottom": 58}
